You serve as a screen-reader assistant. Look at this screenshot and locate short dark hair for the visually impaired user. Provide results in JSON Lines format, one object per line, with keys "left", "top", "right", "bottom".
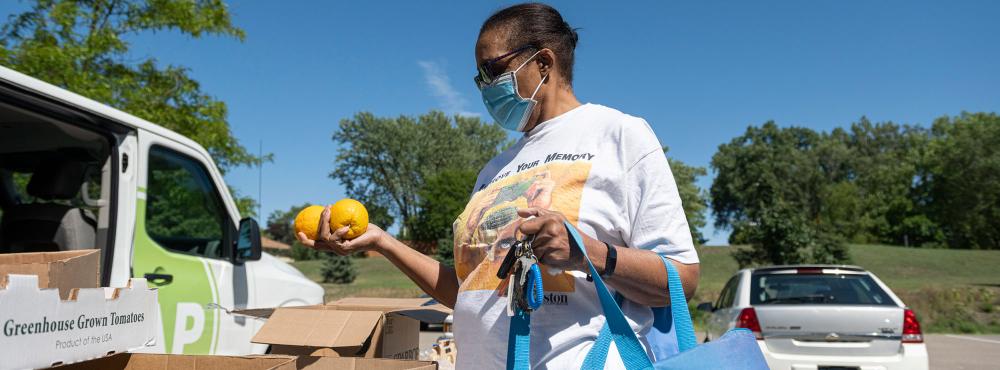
{"left": 480, "top": 3, "right": 579, "bottom": 84}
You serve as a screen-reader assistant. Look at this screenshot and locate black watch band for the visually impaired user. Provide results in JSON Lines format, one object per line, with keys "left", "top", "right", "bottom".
{"left": 601, "top": 241, "right": 617, "bottom": 277}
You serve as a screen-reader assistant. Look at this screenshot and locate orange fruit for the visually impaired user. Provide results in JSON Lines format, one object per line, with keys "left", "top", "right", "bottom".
{"left": 330, "top": 198, "right": 368, "bottom": 239}
{"left": 293, "top": 205, "right": 326, "bottom": 241}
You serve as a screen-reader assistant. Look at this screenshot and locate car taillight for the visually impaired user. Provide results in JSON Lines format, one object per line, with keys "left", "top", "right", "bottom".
{"left": 736, "top": 307, "right": 763, "bottom": 340}
{"left": 902, "top": 308, "right": 923, "bottom": 343}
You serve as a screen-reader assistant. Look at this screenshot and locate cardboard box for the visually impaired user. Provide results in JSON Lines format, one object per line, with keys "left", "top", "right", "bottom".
{"left": 47, "top": 353, "right": 297, "bottom": 370}
{"left": 0, "top": 250, "right": 100, "bottom": 299}
{"left": 0, "top": 274, "right": 158, "bottom": 370}
{"left": 246, "top": 298, "right": 451, "bottom": 360}
{"left": 295, "top": 356, "right": 438, "bottom": 370}
{"left": 45, "top": 354, "right": 438, "bottom": 370}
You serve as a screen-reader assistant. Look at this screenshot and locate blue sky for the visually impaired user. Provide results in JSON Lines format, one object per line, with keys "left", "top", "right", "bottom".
{"left": 3, "top": 1, "right": 999, "bottom": 245}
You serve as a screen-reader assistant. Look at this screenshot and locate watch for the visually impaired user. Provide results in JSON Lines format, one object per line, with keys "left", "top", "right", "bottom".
{"left": 601, "top": 241, "right": 617, "bottom": 278}
{"left": 587, "top": 241, "right": 618, "bottom": 281}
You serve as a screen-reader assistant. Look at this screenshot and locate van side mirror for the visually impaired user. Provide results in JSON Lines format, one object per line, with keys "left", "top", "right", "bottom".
{"left": 234, "top": 217, "right": 262, "bottom": 263}
{"left": 696, "top": 302, "right": 715, "bottom": 312}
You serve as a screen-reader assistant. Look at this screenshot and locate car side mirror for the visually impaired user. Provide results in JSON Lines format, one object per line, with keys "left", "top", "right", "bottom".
{"left": 696, "top": 302, "right": 715, "bottom": 312}
{"left": 234, "top": 217, "right": 262, "bottom": 263}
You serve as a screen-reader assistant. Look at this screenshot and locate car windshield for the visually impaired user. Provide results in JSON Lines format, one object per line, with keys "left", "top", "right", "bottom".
{"left": 750, "top": 273, "right": 896, "bottom": 306}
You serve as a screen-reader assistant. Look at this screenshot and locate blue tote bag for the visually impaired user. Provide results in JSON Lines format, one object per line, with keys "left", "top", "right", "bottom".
{"left": 506, "top": 221, "right": 769, "bottom": 369}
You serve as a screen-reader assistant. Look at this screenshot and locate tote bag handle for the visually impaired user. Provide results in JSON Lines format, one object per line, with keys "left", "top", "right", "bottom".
{"left": 575, "top": 222, "right": 698, "bottom": 369}
{"left": 564, "top": 222, "right": 653, "bottom": 369}
{"left": 507, "top": 222, "right": 697, "bottom": 369}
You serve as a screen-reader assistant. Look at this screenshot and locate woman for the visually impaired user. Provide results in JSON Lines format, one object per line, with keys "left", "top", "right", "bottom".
{"left": 299, "top": 3, "right": 700, "bottom": 368}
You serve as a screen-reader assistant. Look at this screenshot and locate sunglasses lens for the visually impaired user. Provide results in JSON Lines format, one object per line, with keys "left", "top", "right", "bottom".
{"left": 478, "top": 66, "right": 493, "bottom": 85}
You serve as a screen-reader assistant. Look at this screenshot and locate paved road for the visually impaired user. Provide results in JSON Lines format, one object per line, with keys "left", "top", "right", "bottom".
{"left": 421, "top": 332, "right": 1000, "bottom": 369}
{"left": 926, "top": 334, "right": 1000, "bottom": 370}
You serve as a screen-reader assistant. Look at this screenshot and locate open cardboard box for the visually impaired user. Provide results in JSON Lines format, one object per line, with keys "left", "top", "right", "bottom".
{"left": 0, "top": 274, "right": 158, "bottom": 370}
{"left": 243, "top": 297, "right": 451, "bottom": 360}
{"left": 0, "top": 249, "right": 100, "bottom": 300}
{"left": 295, "top": 356, "right": 438, "bottom": 370}
{"left": 47, "top": 354, "right": 298, "bottom": 370}
{"left": 46, "top": 354, "right": 437, "bottom": 370}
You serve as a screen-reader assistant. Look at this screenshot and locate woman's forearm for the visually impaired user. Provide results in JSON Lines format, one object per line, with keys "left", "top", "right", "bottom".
{"left": 581, "top": 236, "right": 699, "bottom": 307}
{"left": 377, "top": 237, "right": 460, "bottom": 308}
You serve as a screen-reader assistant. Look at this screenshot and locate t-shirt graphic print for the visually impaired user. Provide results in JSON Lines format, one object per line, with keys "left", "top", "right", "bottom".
{"left": 454, "top": 160, "right": 588, "bottom": 295}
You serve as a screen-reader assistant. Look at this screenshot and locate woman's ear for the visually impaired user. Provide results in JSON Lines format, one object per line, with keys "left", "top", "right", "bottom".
{"left": 536, "top": 48, "right": 556, "bottom": 78}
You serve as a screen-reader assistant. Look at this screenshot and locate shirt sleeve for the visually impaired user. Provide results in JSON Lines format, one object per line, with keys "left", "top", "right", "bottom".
{"left": 623, "top": 143, "right": 700, "bottom": 264}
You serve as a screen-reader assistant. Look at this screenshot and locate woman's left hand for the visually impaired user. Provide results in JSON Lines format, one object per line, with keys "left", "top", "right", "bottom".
{"left": 517, "top": 207, "right": 586, "bottom": 271}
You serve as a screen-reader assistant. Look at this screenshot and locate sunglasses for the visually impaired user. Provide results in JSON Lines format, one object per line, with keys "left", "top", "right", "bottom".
{"left": 474, "top": 45, "right": 536, "bottom": 87}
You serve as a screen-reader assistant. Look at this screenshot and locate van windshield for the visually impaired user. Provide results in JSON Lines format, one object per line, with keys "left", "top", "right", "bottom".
{"left": 750, "top": 273, "right": 896, "bottom": 306}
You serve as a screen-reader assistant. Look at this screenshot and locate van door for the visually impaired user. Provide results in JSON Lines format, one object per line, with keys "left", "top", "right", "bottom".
{"left": 132, "top": 132, "right": 248, "bottom": 354}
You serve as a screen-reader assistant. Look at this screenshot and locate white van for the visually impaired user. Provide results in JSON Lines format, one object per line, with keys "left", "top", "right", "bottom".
{"left": 0, "top": 66, "right": 324, "bottom": 355}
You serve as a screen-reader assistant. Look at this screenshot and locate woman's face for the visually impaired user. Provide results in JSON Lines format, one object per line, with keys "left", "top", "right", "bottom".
{"left": 476, "top": 29, "right": 548, "bottom": 127}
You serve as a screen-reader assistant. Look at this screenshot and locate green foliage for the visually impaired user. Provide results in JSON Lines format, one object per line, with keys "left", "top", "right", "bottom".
{"left": 713, "top": 113, "right": 1000, "bottom": 254}
{"left": 289, "top": 242, "right": 322, "bottom": 261}
{"left": 321, "top": 254, "right": 357, "bottom": 284}
{"left": 332, "top": 111, "right": 507, "bottom": 240}
{"left": 229, "top": 186, "right": 258, "bottom": 219}
{"left": 266, "top": 203, "right": 310, "bottom": 245}
{"left": 712, "top": 122, "right": 848, "bottom": 266}
{"left": 435, "top": 229, "right": 455, "bottom": 267}
{"left": 665, "top": 147, "right": 709, "bottom": 245}
{"left": 146, "top": 165, "right": 220, "bottom": 239}
{"left": 0, "top": 0, "right": 265, "bottom": 174}
{"left": 265, "top": 203, "right": 326, "bottom": 261}
{"left": 926, "top": 112, "right": 1000, "bottom": 249}
{"left": 291, "top": 257, "right": 423, "bottom": 302}
{"left": 413, "top": 167, "right": 478, "bottom": 243}
{"left": 897, "top": 287, "right": 1000, "bottom": 334}
{"left": 729, "top": 205, "right": 850, "bottom": 268}
{"left": 822, "top": 119, "right": 932, "bottom": 245}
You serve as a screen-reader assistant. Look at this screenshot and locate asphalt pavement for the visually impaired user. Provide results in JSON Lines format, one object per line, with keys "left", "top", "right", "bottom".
{"left": 925, "top": 334, "right": 1000, "bottom": 370}
{"left": 420, "top": 332, "right": 1000, "bottom": 369}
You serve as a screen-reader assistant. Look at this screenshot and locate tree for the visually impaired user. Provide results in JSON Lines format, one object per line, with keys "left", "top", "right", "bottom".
{"left": 926, "top": 113, "right": 1000, "bottom": 249}
{"left": 832, "top": 119, "right": 932, "bottom": 245}
{"left": 265, "top": 203, "right": 327, "bottom": 260}
{"left": 332, "top": 111, "right": 507, "bottom": 239}
{"left": 412, "top": 168, "right": 478, "bottom": 243}
{"left": 730, "top": 205, "right": 849, "bottom": 267}
{"left": 230, "top": 187, "right": 258, "bottom": 219}
{"left": 713, "top": 113, "right": 1000, "bottom": 255}
{"left": 664, "top": 147, "right": 709, "bottom": 245}
{"left": 266, "top": 203, "right": 310, "bottom": 245}
{"left": 321, "top": 254, "right": 357, "bottom": 284}
{"left": 435, "top": 229, "right": 455, "bottom": 267}
{"left": 712, "top": 122, "right": 849, "bottom": 267}
{"left": 0, "top": 0, "right": 264, "bottom": 216}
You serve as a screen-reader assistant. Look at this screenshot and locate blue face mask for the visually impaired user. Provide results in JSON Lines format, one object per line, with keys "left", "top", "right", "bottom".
{"left": 478, "top": 51, "right": 548, "bottom": 132}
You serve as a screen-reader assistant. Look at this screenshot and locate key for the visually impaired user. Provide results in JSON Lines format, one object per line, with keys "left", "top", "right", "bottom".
{"left": 505, "top": 234, "right": 539, "bottom": 316}
{"left": 496, "top": 240, "right": 521, "bottom": 279}
{"left": 506, "top": 258, "right": 523, "bottom": 316}
{"left": 514, "top": 235, "right": 538, "bottom": 312}
{"left": 516, "top": 254, "right": 539, "bottom": 311}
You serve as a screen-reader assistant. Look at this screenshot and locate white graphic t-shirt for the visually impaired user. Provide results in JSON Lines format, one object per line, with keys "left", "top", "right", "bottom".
{"left": 451, "top": 103, "right": 699, "bottom": 369}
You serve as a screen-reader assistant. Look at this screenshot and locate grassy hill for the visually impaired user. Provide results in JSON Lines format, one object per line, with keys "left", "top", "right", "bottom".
{"left": 292, "top": 244, "right": 1000, "bottom": 333}
{"left": 694, "top": 244, "right": 1000, "bottom": 333}
{"left": 291, "top": 257, "right": 423, "bottom": 302}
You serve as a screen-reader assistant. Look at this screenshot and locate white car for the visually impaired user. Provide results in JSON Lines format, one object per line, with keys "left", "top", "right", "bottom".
{"left": 698, "top": 265, "right": 929, "bottom": 370}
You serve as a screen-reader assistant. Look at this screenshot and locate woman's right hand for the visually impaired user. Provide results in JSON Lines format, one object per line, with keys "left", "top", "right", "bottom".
{"left": 296, "top": 205, "right": 388, "bottom": 255}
